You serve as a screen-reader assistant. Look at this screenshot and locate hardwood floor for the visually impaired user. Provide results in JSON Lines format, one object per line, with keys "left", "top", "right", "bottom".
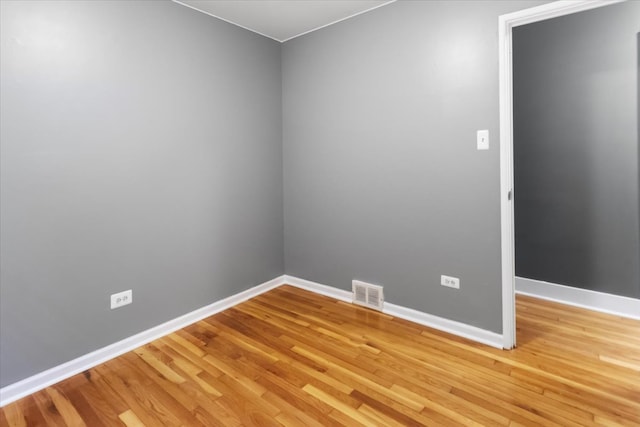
{"left": 1, "top": 285, "right": 639, "bottom": 426}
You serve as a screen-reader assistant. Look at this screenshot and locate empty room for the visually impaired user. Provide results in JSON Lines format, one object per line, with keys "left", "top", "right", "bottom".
{"left": 1, "top": 0, "right": 638, "bottom": 425}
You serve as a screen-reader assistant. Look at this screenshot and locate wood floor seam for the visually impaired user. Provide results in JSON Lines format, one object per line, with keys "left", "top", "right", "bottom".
{"left": 1, "top": 286, "right": 638, "bottom": 426}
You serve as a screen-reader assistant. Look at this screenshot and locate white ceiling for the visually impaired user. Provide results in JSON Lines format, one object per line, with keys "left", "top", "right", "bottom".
{"left": 174, "top": 0, "right": 395, "bottom": 42}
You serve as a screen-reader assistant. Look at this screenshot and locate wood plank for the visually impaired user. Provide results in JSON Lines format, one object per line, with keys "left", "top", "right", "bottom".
{"left": 1, "top": 285, "right": 638, "bottom": 426}
{"left": 118, "top": 409, "right": 144, "bottom": 427}
{"left": 302, "top": 384, "right": 376, "bottom": 427}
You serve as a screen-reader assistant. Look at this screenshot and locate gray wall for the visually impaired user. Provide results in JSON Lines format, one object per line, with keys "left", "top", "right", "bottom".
{"left": 283, "top": 0, "right": 545, "bottom": 334}
{"left": 0, "top": 0, "right": 283, "bottom": 387}
{"left": 513, "top": 1, "right": 640, "bottom": 298}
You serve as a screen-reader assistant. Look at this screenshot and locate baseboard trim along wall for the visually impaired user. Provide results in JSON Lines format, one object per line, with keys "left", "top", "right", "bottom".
{"left": 1, "top": 274, "right": 504, "bottom": 407}
{"left": 283, "top": 275, "right": 504, "bottom": 349}
{"left": 284, "top": 275, "right": 353, "bottom": 302}
{"left": 0, "top": 276, "right": 285, "bottom": 407}
{"left": 515, "top": 276, "right": 640, "bottom": 320}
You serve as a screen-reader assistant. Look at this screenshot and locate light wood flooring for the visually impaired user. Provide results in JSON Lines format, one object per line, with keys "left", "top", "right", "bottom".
{"left": 1, "top": 285, "right": 639, "bottom": 426}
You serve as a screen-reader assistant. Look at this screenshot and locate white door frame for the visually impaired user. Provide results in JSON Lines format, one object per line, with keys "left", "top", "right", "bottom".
{"left": 498, "top": 0, "right": 626, "bottom": 349}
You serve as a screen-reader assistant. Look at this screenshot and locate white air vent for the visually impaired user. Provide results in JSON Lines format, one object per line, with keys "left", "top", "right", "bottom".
{"left": 352, "top": 280, "right": 384, "bottom": 311}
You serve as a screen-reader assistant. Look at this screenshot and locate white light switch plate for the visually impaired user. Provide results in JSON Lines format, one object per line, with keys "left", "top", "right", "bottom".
{"left": 477, "top": 130, "right": 489, "bottom": 150}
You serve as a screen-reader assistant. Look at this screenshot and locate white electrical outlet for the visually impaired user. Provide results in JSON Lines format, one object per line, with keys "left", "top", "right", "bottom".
{"left": 440, "top": 275, "right": 460, "bottom": 289}
{"left": 111, "top": 290, "right": 132, "bottom": 309}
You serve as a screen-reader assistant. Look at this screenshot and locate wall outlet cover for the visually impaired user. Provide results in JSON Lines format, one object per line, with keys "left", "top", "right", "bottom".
{"left": 440, "top": 275, "right": 460, "bottom": 289}
{"left": 111, "top": 290, "right": 133, "bottom": 309}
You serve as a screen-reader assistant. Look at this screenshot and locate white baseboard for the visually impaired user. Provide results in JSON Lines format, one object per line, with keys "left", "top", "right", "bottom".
{"left": 383, "top": 302, "right": 503, "bottom": 349}
{"left": 515, "top": 276, "right": 640, "bottom": 320}
{"left": 0, "top": 275, "right": 286, "bottom": 407}
{"left": 2, "top": 274, "right": 505, "bottom": 407}
{"left": 284, "top": 275, "right": 352, "bottom": 302}
{"left": 283, "top": 275, "right": 503, "bottom": 349}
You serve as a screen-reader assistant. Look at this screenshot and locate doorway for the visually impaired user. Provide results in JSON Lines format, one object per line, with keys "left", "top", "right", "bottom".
{"left": 498, "top": 0, "right": 631, "bottom": 349}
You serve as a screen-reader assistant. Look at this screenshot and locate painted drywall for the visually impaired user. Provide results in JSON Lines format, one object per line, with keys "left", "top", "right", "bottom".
{"left": 282, "top": 0, "right": 546, "bottom": 333}
{"left": 0, "top": 0, "right": 283, "bottom": 387}
{"left": 513, "top": 1, "right": 640, "bottom": 299}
